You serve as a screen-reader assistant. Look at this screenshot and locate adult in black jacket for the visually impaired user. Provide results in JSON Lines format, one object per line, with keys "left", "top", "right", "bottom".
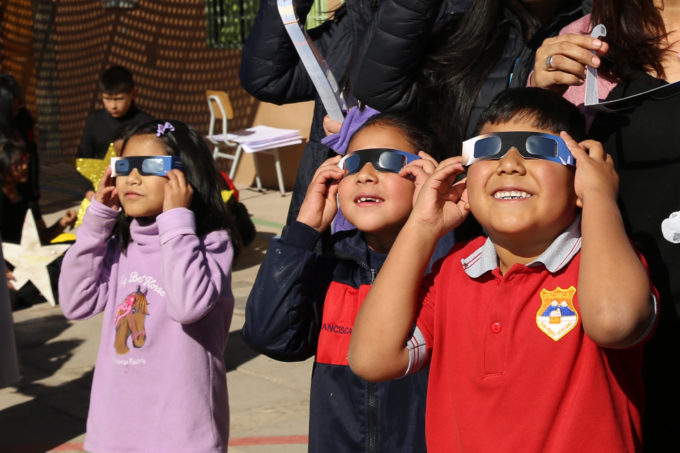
{"left": 239, "top": 0, "right": 379, "bottom": 225}
{"left": 351, "top": 0, "right": 591, "bottom": 159}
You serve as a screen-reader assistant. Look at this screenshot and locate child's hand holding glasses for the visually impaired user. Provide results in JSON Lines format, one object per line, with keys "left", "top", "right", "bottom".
{"left": 163, "top": 169, "right": 194, "bottom": 212}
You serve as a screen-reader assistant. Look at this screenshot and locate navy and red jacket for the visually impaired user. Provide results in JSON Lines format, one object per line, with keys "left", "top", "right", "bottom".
{"left": 243, "top": 221, "right": 428, "bottom": 453}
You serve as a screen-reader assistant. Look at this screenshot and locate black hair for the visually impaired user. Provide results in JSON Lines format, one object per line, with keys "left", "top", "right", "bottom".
{"left": 0, "top": 138, "right": 26, "bottom": 185}
{"left": 350, "top": 110, "right": 444, "bottom": 161}
{"left": 111, "top": 123, "right": 137, "bottom": 146}
{"left": 99, "top": 65, "right": 135, "bottom": 94}
{"left": 114, "top": 120, "right": 241, "bottom": 258}
{"left": 592, "top": 0, "right": 667, "bottom": 81}
{"left": 414, "top": 0, "right": 540, "bottom": 156}
{"left": 474, "top": 87, "right": 586, "bottom": 141}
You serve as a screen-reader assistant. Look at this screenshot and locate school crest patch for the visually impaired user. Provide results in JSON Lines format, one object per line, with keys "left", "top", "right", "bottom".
{"left": 536, "top": 286, "right": 578, "bottom": 341}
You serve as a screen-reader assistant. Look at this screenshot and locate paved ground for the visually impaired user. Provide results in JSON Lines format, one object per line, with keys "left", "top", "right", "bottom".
{"left": 0, "top": 162, "right": 312, "bottom": 452}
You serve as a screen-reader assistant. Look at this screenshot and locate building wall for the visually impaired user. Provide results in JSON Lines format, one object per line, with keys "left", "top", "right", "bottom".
{"left": 1, "top": 0, "right": 313, "bottom": 189}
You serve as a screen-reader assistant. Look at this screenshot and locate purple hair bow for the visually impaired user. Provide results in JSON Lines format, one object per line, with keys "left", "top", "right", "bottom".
{"left": 156, "top": 122, "right": 175, "bottom": 136}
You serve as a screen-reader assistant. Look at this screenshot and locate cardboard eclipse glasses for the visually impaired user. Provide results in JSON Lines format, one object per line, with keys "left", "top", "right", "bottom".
{"left": 110, "top": 156, "right": 183, "bottom": 177}
{"left": 462, "top": 132, "right": 575, "bottom": 167}
{"left": 337, "top": 148, "right": 420, "bottom": 175}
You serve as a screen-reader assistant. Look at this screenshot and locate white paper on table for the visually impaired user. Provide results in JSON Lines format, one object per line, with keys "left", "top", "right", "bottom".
{"left": 226, "top": 125, "right": 302, "bottom": 147}
{"left": 242, "top": 138, "right": 304, "bottom": 153}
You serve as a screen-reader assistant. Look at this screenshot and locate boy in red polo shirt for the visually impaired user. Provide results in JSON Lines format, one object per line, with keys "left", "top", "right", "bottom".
{"left": 348, "top": 88, "right": 658, "bottom": 453}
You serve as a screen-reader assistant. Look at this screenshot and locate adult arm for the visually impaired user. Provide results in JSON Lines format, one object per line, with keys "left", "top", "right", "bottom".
{"left": 239, "top": 0, "right": 350, "bottom": 104}
{"left": 349, "top": 158, "right": 468, "bottom": 381}
{"left": 350, "top": 0, "right": 443, "bottom": 111}
{"left": 157, "top": 208, "right": 234, "bottom": 324}
{"left": 563, "top": 133, "right": 656, "bottom": 348}
{"left": 76, "top": 113, "right": 97, "bottom": 159}
{"left": 58, "top": 200, "right": 118, "bottom": 320}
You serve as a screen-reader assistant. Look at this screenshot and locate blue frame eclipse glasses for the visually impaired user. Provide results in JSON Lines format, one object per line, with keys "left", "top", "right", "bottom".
{"left": 110, "top": 156, "right": 183, "bottom": 177}
{"left": 462, "top": 132, "right": 575, "bottom": 167}
{"left": 337, "top": 148, "right": 420, "bottom": 175}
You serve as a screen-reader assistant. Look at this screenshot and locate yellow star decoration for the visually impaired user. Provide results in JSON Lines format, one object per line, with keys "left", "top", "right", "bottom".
{"left": 72, "top": 196, "right": 91, "bottom": 230}
{"left": 74, "top": 142, "right": 116, "bottom": 228}
{"left": 2, "top": 211, "right": 70, "bottom": 307}
{"left": 76, "top": 143, "right": 117, "bottom": 190}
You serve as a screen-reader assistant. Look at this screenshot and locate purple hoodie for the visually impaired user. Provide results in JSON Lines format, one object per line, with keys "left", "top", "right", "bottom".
{"left": 59, "top": 200, "right": 234, "bottom": 453}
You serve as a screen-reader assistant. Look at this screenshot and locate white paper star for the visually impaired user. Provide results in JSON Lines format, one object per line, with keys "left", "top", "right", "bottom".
{"left": 2, "top": 211, "right": 70, "bottom": 306}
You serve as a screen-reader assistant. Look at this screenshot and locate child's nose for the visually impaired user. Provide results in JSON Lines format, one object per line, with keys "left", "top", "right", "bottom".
{"left": 495, "top": 148, "right": 526, "bottom": 175}
{"left": 355, "top": 162, "right": 379, "bottom": 183}
{"left": 126, "top": 168, "right": 143, "bottom": 181}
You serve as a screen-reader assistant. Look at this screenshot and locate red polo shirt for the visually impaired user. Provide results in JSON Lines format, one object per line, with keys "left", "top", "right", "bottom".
{"left": 409, "top": 221, "right": 657, "bottom": 453}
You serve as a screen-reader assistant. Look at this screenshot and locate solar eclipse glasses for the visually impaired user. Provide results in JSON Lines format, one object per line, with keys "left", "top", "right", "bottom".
{"left": 462, "top": 132, "right": 575, "bottom": 167}
{"left": 337, "top": 148, "right": 420, "bottom": 175}
{"left": 110, "top": 156, "right": 183, "bottom": 177}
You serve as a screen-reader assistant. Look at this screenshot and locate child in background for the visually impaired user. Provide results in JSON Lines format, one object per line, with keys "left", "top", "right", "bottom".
{"left": 60, "top": 120, "right": 238, "bottom": 453}
{"left": 243, "top": 112, "right": 439, "bottom": 452}
{"left": 77, "top": 65, "right": 153, "bottom": 159}
{"left": 2, "top": 139, "right": 76, "bottom": 309}
{"left": 349, "top": 88, "right": 658, "bottom": 453}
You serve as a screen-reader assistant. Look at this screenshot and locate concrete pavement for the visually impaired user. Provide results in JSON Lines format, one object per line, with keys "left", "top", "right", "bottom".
{"left": 0, "top": 162, "right": 312, "bottom": 452}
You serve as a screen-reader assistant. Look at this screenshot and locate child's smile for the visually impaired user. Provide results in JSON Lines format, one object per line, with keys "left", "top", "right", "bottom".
{"left": 354, "top": 192, "right": 385, "bottom": 206}
{"left": 466, "top": 120, "right": 578, "bottom": 248}
{"left": 492, "top": 189, "right": 532, "bottom": 200}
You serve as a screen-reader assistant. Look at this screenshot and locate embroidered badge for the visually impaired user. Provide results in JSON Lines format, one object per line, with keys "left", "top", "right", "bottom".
{"left": 536, "top": 286, "right": 578, "bottom": 341}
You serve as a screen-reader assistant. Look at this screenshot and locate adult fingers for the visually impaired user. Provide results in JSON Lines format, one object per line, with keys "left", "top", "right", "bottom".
{"left": 533, "top": 34, "right": 606, "bottom": 88}
{"left": 541, "top": 34, "right": 606, "bottom": 66}
{"left": 545, "top": 38, "right": 603, "bottom": 67}
{"left": 322, "top": 115, "right": 343, "bottom": 136}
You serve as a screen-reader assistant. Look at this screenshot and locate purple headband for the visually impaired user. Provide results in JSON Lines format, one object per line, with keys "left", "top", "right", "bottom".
{"left": 156, "top": 122, "right": 175, "bottom": 137}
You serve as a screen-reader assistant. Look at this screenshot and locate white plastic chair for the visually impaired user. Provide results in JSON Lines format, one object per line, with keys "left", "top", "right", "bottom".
{"left": 205, "top": 90, "right": 289, "bottom": 195}
{"left": 205, "top": 90, "right": 243, "bottom": 181}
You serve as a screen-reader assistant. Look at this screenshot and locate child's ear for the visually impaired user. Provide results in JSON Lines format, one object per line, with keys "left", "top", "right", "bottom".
{"left": 129, "top": 88, "right": 138, "bottom": 100}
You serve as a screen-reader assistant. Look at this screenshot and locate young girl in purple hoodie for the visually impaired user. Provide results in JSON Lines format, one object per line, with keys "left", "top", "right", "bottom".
{"left": 59, "top": 120, "right": 240, "bottom": 453}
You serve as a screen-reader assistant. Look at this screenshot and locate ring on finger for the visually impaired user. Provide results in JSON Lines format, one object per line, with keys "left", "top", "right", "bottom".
{"left": 545, "top": 55, "right": 554, "bottom": 70}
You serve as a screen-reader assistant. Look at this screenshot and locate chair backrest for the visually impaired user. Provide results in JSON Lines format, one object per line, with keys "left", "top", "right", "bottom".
{"left": 206, "top": 90, "right": 234, "bottom": 120}
{"left": 206, "top": 90, "right": 235, "bottom": 137}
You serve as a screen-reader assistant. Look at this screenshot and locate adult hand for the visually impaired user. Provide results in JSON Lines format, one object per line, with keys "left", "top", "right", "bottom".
{"left": 323, "top": 115, "right": 343, "bottom": 136}
{"left": 532, "top": 34, "right": 609, "bottom": 92}
{"left": 94, "top": 166, "right": 120, "bottom": 210}
{"left": 560, "top": 131, "right": 618, "bottom": 208}
{"left": 296, "top": 155, "right": 344, "bottom": 231}
{"left": 163, "top": 169, "right": 194, "bottom": 212}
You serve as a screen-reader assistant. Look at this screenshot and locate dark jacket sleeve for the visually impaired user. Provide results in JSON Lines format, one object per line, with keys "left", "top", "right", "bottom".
{"left": 77, "top": 112, "right": 97, "bottom": 159}
{"left": 350, "top": 0, "right": 443, "bottom": 111}
{"left": 242, "top": 221, "right": 335, "bottom": 361}
{"left": 239, "top": 0, "right": 351, "bottom": 105}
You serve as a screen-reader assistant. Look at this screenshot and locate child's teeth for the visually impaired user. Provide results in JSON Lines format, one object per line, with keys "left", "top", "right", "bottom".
{"left": 494, "top": 191, "right": 530, "bottom": 200}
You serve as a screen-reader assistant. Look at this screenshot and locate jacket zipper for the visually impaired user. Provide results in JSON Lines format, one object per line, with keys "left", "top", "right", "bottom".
{"left": 368, "top": 382, "right": 377, "bottom": 453}
{"left": 337, "top": 249, "right": 379, "bottom": 452}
